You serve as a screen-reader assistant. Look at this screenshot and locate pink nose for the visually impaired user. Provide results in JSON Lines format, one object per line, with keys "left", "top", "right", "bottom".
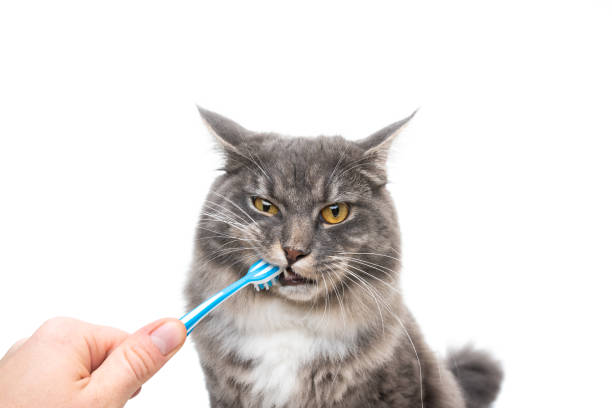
{"left": 283, "top": 247, "right": 309, "bottom": 265}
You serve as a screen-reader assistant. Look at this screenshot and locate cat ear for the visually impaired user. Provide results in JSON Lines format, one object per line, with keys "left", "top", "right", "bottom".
{"left": 356, "top": 110, "right": 418, "bottom": 185}
{"left": 196, "top": 106, "right": 253, "bottom": 152}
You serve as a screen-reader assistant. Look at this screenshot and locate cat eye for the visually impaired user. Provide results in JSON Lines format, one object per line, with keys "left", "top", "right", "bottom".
{"left": 320, "top": 202, "right": 349, "bottom": 224}
{"left": 252, "top": 197, "right": 279, "bottom": 215}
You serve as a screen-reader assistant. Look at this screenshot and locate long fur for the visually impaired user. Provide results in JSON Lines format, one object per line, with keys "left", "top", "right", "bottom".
{"left": 184, "top": 108, "right": 503, "bottom": 408}
{"left": 448, "top": 347, "right": 503, "bottom": 408}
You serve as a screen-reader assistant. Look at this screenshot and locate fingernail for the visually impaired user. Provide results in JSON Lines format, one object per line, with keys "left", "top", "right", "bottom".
{"left": 150, "top": 321, "right": 185, "bottom": 356}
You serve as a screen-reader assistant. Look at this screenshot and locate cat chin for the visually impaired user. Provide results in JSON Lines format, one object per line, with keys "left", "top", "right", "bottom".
{"left": 275, "top": 284, "right": 319, "bottom": 302}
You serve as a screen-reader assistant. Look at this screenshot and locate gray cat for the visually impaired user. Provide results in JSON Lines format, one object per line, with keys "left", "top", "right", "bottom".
{"left": 184, "top": 108, "right": 503, "bottom": 408}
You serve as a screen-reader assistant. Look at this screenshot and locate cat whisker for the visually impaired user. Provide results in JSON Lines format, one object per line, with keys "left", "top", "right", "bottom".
{"left": 389, "top": 246, "right": 401, "bottom": 256}
{"left": 199, "top": 211, "right": 251, "bottom": 234}
{"left": 200, "top": 206, "right": 251, "bottom": 227}
{"left": 223, "top": 252, "right": 260, "bottom": 275}
{"left": 324, "top": 265, "right": 347, "bottom": 330}
{"left": 330, "top": 257, "right": 403, "bottom": 296}
{"left": 321, "top": 269, "right": 346, "bottom": 396}
{"left": 339, "top": 268, "right": 385, "bottom": 333}
{"left": 209, "top": 190, "right": 261, "bottom": 227}
{"left": 197, "top": 234, "right": 256, "bottom": 243}
{"left": 197, "top": 226, "right": 257, "bottom": 243}
{"left": 199, "top": 213, "right": 262, "bottom": 244}
{"left": 343, "top": 263, "right": 401, "bottom": 296}
{"left": 318, "top": 273, "right": 327, "bottom": 324}
{"left": 223, "top": 156, "right": 262, "bottom": 180}
{"left": 221, "top": 143, "right": 273, "bottom": 183}
{"left": 326, "top": 270, "right": 351, "bottom": 391}
{"left": 204, "top": 199, "right": 254, "bottom": 228}
{"left": 203, "top": 245, "right": 257, "bottom": 261}
{"left": 333, "top": 155, "right": 372, "bottom": 181}
{"left": 383, "top": 309, "right": 425, "bottom": 408}
{"left": 317, "top": 273, "right": 330, "bottom": 331}
{"left": 335, "top": 270, "right": 373, "bottom": 320}
{"left": 230, "top": 144, "right": 272, "bottom": 182}
{"left": 334, "top": 264, "right": 424, "bottom": 408}
{"left": 308, "top": 265, "right": 343, "bottom": 333}
{"left": 206, "top": 238, "right": 255, "bottom": 254}
{"left": 334, "top": 251, "right": 401, "bottom": 263}
{"left": 245, "top": 148, "right": 273, "bottom": 183}
{"left": 332, "top": 255, "right": 397, "bottom": 275}
{"left": 330, "top": 256, "right": 397, "bottom": 281}
{"left": 320, "top": 270, "right": 373, "bottom": 393}
{"left": 326, "top": 144, "right": 350, "bottom": 187}
{"left": 200, "top": 246, "right": 260, "bottom": 267}
{"left": 199, "top": 215, "right": 248, "bottom": 233}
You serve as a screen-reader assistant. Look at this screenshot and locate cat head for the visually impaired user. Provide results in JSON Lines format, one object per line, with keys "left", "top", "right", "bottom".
{"left": 195, "top": 108, "right": 413, "bottom": 304}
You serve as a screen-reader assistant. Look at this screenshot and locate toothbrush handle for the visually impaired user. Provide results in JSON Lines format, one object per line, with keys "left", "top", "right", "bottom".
{"left": 180, "top": 277, "right": 249, "bottom": 335}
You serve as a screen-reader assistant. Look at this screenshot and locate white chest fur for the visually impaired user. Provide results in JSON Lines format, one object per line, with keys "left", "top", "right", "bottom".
{"left": 238, "top": 329, "right": 317, "bottom": 407}
{"left": 227, "top": 300, "right": 354, "bottom": 408}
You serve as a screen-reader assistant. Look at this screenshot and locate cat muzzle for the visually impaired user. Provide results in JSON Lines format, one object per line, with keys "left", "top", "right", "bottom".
{"left": 279, "top": 267, "right": 316, "bottom": 286}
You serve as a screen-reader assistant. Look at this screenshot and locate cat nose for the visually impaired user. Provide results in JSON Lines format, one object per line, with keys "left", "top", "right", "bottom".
{"left": 283, "top": 247, "right": 309, "bottom": 265}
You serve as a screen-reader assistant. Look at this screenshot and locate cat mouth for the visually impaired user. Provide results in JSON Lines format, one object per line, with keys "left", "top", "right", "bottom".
{"left": 279, "top": 267, "right": 316, "bottom": 286}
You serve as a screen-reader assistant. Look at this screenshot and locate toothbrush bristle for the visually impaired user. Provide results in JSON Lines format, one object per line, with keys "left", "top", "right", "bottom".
{"left": 253, "top": 276, "right": 281, "bottom": 291}
{"left": 248, "top": 260, "right": 282, "bottom": 291}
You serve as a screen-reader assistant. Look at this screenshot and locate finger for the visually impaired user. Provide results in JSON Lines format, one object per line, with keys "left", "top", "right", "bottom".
{"left": 130, "top": 387, "right": 142, "bottom": 399}
{"left": 87, "top": 318, "right": 186, "bottom": 406}
{"left": 82, "top": 326, "right": 129, "bottom": 371}
{"left": 33, "top": 318, "right": 130, "bottom": 373}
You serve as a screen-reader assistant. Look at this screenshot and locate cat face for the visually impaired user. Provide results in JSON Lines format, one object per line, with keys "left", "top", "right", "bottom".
{"left": 196, "top": 109, "right": 413, "bottom": 303}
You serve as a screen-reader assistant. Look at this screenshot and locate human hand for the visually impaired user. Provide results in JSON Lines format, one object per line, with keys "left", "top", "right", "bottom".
{"left": 0, "top": 317, "right": 186, "bottom": 408}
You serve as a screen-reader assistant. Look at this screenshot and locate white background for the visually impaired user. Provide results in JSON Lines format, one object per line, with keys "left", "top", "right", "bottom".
{"left": 1, "top": 1, "right": 611, "bottom": 407}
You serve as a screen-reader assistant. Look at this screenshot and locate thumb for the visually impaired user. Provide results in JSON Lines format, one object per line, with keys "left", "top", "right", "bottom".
{"left": 88, "top": 318, "right": 186, "bottom": 406}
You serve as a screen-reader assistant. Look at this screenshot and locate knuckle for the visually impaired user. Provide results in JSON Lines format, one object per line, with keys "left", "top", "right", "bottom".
{"left": 122, "top": 343, "right": 157, "bottom": 383}
{"left": 36, "top": 317, "right": 77, "bottom": 339}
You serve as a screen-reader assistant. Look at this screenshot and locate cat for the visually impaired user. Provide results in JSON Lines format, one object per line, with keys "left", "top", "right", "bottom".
{"left": 184, "top": 108, "right": 503, "bottom": 408}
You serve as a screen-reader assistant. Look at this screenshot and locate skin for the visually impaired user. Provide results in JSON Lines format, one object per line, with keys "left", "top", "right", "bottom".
{"left": 185, "top": 110, "right": 502, "bottom": 408}
{"left": 0, "top": 317, "right": 186, "bottom": 408}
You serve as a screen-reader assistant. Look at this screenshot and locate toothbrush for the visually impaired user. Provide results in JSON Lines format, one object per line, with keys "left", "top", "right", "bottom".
{"left": 180, "top": 259, "right": 281, "bottom": 335}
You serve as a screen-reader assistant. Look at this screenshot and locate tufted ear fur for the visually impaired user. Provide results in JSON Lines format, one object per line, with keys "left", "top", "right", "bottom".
{"left": 196, "top": 106, "right": 257, "bottom": 173}
{"left": 356, "top": 110, "right": 418, "bottom": 185}
{"left": 197, "top": 106, "right": 253, "bottom": 150}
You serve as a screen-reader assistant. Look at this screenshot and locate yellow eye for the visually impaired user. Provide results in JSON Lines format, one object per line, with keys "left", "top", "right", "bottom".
{"left": 253, "top": 197, "right": 279, "bottom": 215}
{"left": 320, "top": 203, "right": 349, "bottom": 224}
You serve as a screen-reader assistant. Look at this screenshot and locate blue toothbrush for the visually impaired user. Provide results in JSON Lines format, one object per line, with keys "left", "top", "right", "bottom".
{"left": 180, "top": 260, "right": 281, "bottom": 335}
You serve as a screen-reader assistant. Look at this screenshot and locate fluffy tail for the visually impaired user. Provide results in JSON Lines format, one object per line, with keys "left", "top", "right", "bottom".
{"left": 447, "top": 346, "right": 503, "bottom": 408}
